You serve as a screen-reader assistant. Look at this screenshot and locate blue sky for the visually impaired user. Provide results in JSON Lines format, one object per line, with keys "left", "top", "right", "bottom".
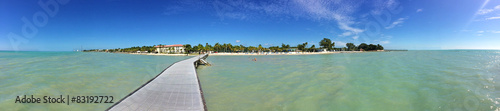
{"left": 1, "top": 0, "right": 500, "bottom": 51}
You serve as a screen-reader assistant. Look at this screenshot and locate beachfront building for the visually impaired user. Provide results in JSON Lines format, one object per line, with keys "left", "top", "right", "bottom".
{"left": 155, "top": 44, "right": 185, "bottom": 54}
{"left": 287, "top": 48, "right": 297, "bottom": 52}
{"left": 319, "top": 49, "right": 328, "bottom": 52}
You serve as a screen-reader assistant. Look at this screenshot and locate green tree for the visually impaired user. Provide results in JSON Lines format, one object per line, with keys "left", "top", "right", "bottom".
{"left": 205, "top": 43, "right": 213, "bottom": 52}
{"left": 297, "top": 44, "right": 305, "bottom": 51}
{"left": 227, "top": 43, "right": 233, "bottom": 52}
{"left": 197, "top": 44, "right": 204, "bottom": 52}
{"left": 376, "top": 44, "right": 384, "bottom": 50}
{"left": 368, "top": 44, "right": 377, "bottom": 51}
{"left": 239, "top": 45, "right": 246, "bottom": 52}
{"left": 303, "top": 42, "right": 309, "bottom": 52}
{"left": 358, "top": 43, "right": 368, "bottom": 51}
{"left": 248, "top": 46, "right": 257, "bottom": 52}
{"left": 346, "top": 43, "right": 356, "bottom": 51}
{"left": 320, "top": 38, "right": 334, "bottom": 50}
{"left": 233, "top": 45, "right": 242, "bottom": 52}
{"left": 258, "top": 44, "right": 263, "bottom": 52}
{"left": 214, "top": 43, "right": 221, "bottom": 52}
{"left": 269, "top": 46, "right": 279, "bottom": 52}
{"left": 281, "top": 43, "right": 290, "bottom": 52}
{"left": 309, "top": 45, "right": 316, "bottom": 52}
{"left": 184, "top": 44, "right": 192, "bottom": 54}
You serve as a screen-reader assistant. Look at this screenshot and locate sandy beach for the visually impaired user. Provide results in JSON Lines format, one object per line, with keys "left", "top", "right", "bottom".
{"left": 124, "top": 51, "right": 367, "bottom": 56}
{"left": 129, "top": 53, "right": 191, "bottom": 56}
{"left": 207, "top": 51, "right": 364, "bottom": 56}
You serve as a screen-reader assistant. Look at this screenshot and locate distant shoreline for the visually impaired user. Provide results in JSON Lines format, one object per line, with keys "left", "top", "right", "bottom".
{"left": 208, "top": 51, "right": 365, "bottom": 56}
{"left": 127, "top": 53, "right": 192, "bottom": 56}
{"left": 119, "top": 51, "right": 374, "bottom": 56}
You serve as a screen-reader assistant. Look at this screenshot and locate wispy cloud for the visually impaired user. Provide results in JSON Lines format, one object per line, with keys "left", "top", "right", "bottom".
{"left": 486, "top": 16, "right": 500, "bottom": 20}
{"left": 352, "top": 36, "right": 359, "bottom": 40}
{"left": 416, "top": 9, "right": 423, "bottom": 13}
{"left": 210, "top": 0, "right": 366, "bottom": 33}
{"left": 333, "top": 41, "right": 347, "bottom": 47}
{"left": 370, "top": 0, "right": 404, "bottom": 16}
{"left": 171, "top": 0, "right": 406, "bottom": 40}
{"left": 477, "top": 30, "right": 500, "bottom": 34}
{"left": 380, "top": 40, "right": 390, "bottom": 44}
{"left": 372, "top": 40, "right": 391, "bottom": 44}
{"left": 292, "top": 0, "right": 364, "bottom": 33}
{"left": 460, "top": 30, "right": 472, "bottom": 32}
{"left": 477, "top": 5, "right": 500, "bottom": 15}
{"left": 339, "top": 32, "right": 352, "bottom": 37}
{"left": 236, "top": 40, "right": 240, "bottom": 43}
{"left": 385, "top": 17, "right": 408, "bottom": 29}
{"left": 162, "top": 0, "right": 207, "bottom": 15}
{"left": 490, "top": 30, "right": 500, "bottom": 33}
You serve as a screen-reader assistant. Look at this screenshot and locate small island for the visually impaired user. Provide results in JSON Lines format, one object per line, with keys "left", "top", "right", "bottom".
{"left": 83, "top": 38, "right": 386, "bottom": 55}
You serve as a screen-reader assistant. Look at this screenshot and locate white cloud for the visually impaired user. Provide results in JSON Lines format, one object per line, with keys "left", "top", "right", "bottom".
{"left": 380, "top": 34, "right": 393, "bottom": 39}
{"left": 338, "top": 22, "right": 364, "bottom": 33}
{"left": 210, "top": 0, "right": 366, "bottom": 33}
{"left": 333, "top": 41, "right": 347, "bottom": 47}
{"left": 488, "top": 30, "right": 500, "bottom": 33}
{"left": 162, "top": 0, "right": 206, "bottom": 15}
{"left": 486, "top": 16, "right": 500, "bottom": 20}
{"left": 460, "top": 30, "right": 472, "bottom": 32}
{"left": 478, "top": 9, "right": 494, "bottom": 15}
{"left": 385, "top": 17, "right": 408, "bottom": 29}
{"left": 293, "top": 0, "right": 364, "bottom": 33}
{"left": 339, "top": 32, "right": 352, "bottom": 36}
{"left": 263, "top": 43, "right": 273, "bottom": 46}
{"left": 416, "top": 9, "right": 423, "bottom": 13}
{"left": 352, "top": 36, "right": 359, "bottom": 39}
{"left": 371, "top": 0, "right": 400, "bottom": 15}
{"left": 380, "top": 40, "right": 390, "bottom": 44}
{"left": 236, "top": 40, "right": 240, "bottom": 43}
{"left": 175, "top": 0, "right": 429, "bottom": 38}
{"left": 477, "top": 5, "right": 500, "bottom": 15}
{"left": 476, "top": 30, "right": 500, "bottom": 34}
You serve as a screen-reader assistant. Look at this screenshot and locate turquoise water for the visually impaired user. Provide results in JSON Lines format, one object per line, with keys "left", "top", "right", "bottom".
{"left": 1, "top": 51, "right": 499, "bottom": 111}
{"left": 197, "top": 51, "right": 500, "bottom": 111}
{"left": 0, "top": 51, "right": 190, "bottom": 110}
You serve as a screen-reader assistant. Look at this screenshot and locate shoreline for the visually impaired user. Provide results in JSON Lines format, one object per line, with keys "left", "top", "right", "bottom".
{"left": 128, "top": 53, "right": 192, "bottom": 56}
{"left": 207, "top": 51, "right": 364, "bottom": 56}
{"left": 117, "top": 51, "right": 368, "bottom": 56}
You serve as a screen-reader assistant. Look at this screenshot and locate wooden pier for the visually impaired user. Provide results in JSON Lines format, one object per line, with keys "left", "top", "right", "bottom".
{"left": 108, "top": 54, "right": 209, "bottom": 111}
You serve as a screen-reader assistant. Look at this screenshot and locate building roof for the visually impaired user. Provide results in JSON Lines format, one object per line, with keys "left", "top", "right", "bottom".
{"left": 154, "top": 44, "right": 184, "bottom": 48}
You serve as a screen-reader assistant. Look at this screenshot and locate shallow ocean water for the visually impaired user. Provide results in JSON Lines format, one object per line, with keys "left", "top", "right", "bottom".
{"left": 197, "top": 50, "right": 500, "bottom": 111}
{"left": 1, "top": 51, "right": 499, "bottom": 110}
{"left": 0, "top": 51, "right": 190, "bottom": 110}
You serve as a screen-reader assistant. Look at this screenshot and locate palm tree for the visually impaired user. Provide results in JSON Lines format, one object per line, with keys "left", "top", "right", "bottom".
{"left": 197, "top": 44, "right": 204, "bottom": 53}
{"left": 214, "top": 43, "right": 221, "bottom": 52}
{"left": 258, "top": 44, "right": 263, "bottom": 53}
{"left": 226, "top": 43, "right": 233, "bottom": 52}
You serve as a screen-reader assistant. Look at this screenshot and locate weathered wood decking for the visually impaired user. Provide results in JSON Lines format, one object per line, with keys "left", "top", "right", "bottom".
{"left": 108, "top": 54, "right": 208, "bottom": 111}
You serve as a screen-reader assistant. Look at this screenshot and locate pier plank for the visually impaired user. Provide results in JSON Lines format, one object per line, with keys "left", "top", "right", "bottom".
{"left": 108, "top": 54, "right": 208, "bottom": 111}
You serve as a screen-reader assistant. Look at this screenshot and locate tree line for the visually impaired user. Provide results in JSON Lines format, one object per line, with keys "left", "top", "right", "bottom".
{"left": 83, "top": 46, "right": 156, "bottom": 53}
{"left": 182, "top": 38, "right": 383, "bottom": 53}
{"left": 83, "top": 38, "right": 383, "bottom": 53}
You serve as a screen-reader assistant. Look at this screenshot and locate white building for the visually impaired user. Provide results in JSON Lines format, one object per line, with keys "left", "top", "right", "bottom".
{"left": 155, "top": 44, "right": 185, "bottom": 54}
